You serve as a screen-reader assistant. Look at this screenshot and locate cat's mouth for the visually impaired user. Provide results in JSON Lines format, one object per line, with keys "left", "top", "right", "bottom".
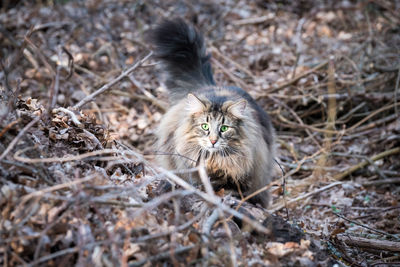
{"left": 206, "top": 145, "right": 225, "bottom": 154}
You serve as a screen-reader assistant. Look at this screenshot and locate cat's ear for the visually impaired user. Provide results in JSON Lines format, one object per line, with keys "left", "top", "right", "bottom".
{"left": 227, "top": 100, "right": 247, "bottom": 118}
{"left": 186, "top": 93, "right": 206, "bottom": 113}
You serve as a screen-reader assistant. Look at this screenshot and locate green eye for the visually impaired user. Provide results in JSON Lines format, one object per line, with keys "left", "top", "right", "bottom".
{"left": 220, "top": 125, "right": 229, "bottom": 132}
{"left": 201, "top": 123, "right": 209, "bottom": 131}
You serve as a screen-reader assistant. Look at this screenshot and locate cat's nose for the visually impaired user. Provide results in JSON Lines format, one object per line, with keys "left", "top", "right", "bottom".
{"left": 210, "top": 139, "right": 217, "bottom": 145}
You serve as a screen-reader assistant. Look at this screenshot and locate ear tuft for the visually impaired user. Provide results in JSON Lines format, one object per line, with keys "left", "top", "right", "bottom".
{"left": 227, "top": 100, "right": 247, "bottom": 118}
{"left": 186, "top": 93, "right": 206, "bottom": 113}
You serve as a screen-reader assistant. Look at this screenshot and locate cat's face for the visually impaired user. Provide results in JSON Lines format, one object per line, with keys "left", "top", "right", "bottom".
{"left": 185, "top": 94, "right": 247, "bottom": 154}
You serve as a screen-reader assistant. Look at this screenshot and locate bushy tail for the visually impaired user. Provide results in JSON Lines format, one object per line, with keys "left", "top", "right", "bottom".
{"left": 149, "top": 19, "right": 215, "bottom": 101}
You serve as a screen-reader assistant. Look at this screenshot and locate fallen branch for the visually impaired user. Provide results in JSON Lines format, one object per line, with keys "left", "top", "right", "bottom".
{"left": 337, "top": 235, "right": 400, "bottom": 252}
{"left": 73, "top": 51, "right": 152, "bottom": 110}
{"left": 333, "top": 147, "right": 400, "bottom": 181}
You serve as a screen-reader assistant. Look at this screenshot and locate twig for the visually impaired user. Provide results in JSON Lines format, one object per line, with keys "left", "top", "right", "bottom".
{"left": 49, "top": 64, "right": 61, "bottom": 110}
{"left": 220, "top": 208, "right": 238, "bottom": 267}
{"left": 271, "top": 96, "right": 322, "bottom": 149}
{"left": 353, "top": 113, "right": 397, "bottom": 133}
{"left": 394, "top": 66, "right": 400, "bottom": 116}
{"left": 148, "top": 151, "right": 197, "bottom": 163}
{"left": 210, "top": 46, "right": 255, "bottom": 79}
{"left": 62, "top": 46, "right": 74, "bottom": 80}
{"left": 347, "top": 102, "right": 400, "bottom": 133}
{"left": 159, "top": 167, "right": 270, "bottom": 234}
{"left": 319, "top": 56, "right": 337, "bottom": 167}
{"left": 132, "top": 208, "right": 206, "bottom": 242}
{"left": 131, "top": 93, "right": 167, "bottom": 112}
{"left": 24, "top": 35, "right": 56, "bottom": 76}
{"left": 255, "top": 60, "right": 328, "bottom": 99}
{"left": 292, "top": 18, "right": 306, "bottom": 77}
{"left": 198, "top": 158, "right": 215, "bottom": 196}
{"left": 371, "top": 255, "right": 400, "bottom": 266}
{"left": 349, "top": 206, "right": 400, "bottom": 211}
{"left": 32, "top": 21, "right": 74, "bottom": 32}
{"left": 198, "top": 157, "right": 238, "bottom": 266}
{"left": 73, "top": 51, "right": 152, "bottom": 110}
{"left": 0, "top": 119, "right": 21, "bottom": 139}
{"left": 351, "top": 205, "right": 400, "bottom": 220}
{"left": 0, "top": 159, "right": 38, "bottom": 177}
{"left": 90, "top": 199, "right": 142, "bottom": 208}
{"left": 2, "top": 26, "right": 33, "bottom": 79}
{"left": 33, "top": 204, "right": 70, "bottom": 260}
{"left": 26, "top": 241, "right": 108, "bottom": 267}
{"left": 242, "top": 141, "right": 341, "bottom": 212}
{"left": 82, "top": 129, "right": 103, "bottom": 149}
{"left": 14, "top": 148, "right": 120, "bottom": 164}
{"left": 202, "top": 209, "right": 219, "bottom": 242}
{"left": 18, "top": 175, "right": 95, "bottom": 208}
{"left": 275, "top": 115, "right": 339, "bottom": 134}
{"left": 332, "top": 152, "right": 388, "bottom": 180}
{"left": 232, "top": 14, "right": 275, "bottom": 26}
{"left": 333, "top": 147, "right": 400, "bottom": 181}
{"left": 127, "top": 73, "right": 156, "bottom": 99}
{"left": 270, "top": 181, "right": 343, "bottom": 212}
{"left": 211, "top": 57, "right": 249, "bottom": 90}
{"left": 111, "top": 90, "right": 167, "bottom": 113}
{"left": 337, "top": 102, "right": 366, "bottom": 122}
{"left": 0, "top": 116, "right": 40, "bottom": 161}
{"left": 128, "top": 244, "right": 197, "bottom": 267}
{"left": 9, "top": 250, "right": 28, "bottom": 266}
{"left": 8, "top": 200, "right": 40, "bottom": 236}
{"left": 361, "top": 177, "right": 400, "bottom": 186}
{"left": 206, "top": 0, "right": 240, "bottom": 35}
{"left": 130, "top": 189, "right": 192, "bottom": 218}
{"left": 52, "top": 107, "right": 83, "bottom": 127}
{"left": 333, "top": 212, "right": 397, "bottom": 239}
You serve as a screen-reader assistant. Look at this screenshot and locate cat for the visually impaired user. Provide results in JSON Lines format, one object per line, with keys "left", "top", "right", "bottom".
{"left": 150, "top": 19, "right": 275, "bottom": 208}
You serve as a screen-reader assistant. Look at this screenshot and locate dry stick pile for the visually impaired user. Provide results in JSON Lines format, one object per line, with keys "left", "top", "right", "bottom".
{"left": 1, "top": 0, "right": 400, "bottom": 266}
{"left": 0, "top": 54, "right": 292, "bottom": 266}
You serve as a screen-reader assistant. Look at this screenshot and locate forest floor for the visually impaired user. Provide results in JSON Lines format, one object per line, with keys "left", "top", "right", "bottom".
{"left": 1, "top": 0, "right": 400, "bottom": 266}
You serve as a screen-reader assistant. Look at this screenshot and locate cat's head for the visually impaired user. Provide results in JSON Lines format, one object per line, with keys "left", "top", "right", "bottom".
{"left": 185, "top": 93, "right": 248, "bottom": 153}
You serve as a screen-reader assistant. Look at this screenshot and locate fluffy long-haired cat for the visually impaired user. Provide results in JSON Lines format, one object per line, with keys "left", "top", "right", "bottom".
{"left": 150, "top": 19, "right": 275, "bottom": 207}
